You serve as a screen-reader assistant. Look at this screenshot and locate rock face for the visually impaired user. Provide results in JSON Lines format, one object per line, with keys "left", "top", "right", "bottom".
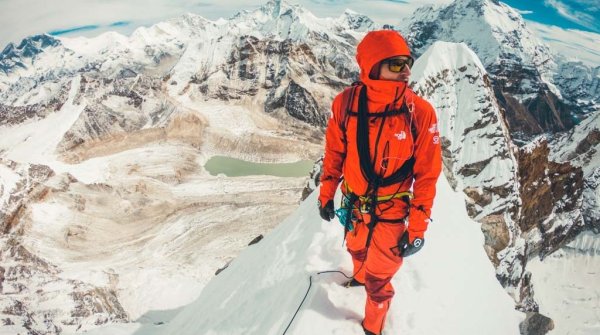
{"left": 520, "top": 312, "right": 555, "bottom": 335}
{"left": 0, "top": 160, "right": 129, "bottom": 334}
{"left": 516, "top": 139, "right": 584, "bottom": 251}
{"left": 0, "top": 159, "right": 54, "bottom": 234}
{"left": 550, "top": 111, "right": 600, "bottom": 231}
{"left": 180, "top": 3, "right": 365, "bottom": 127}
{"left": 0, "top": 237, "right": 129, "bottom": 334}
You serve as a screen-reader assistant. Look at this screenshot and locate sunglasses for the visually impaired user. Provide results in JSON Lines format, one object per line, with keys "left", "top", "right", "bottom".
{"left": 385, "top": 57, "right": 414, "bottom": 72}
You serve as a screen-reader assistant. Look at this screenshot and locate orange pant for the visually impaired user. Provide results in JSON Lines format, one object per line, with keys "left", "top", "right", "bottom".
{"left": 346, "top": 210, "right": 406, "bottom": 335}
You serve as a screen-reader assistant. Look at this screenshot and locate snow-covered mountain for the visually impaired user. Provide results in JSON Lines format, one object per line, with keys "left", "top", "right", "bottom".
{"left": 0, "top": 0, "right": 374, "bottom": 130}
{"left": 1, "top": 0, "right": 599, "bottom": 334}
{"left": 400, "top": 0, "right": 595, "bottom": 139}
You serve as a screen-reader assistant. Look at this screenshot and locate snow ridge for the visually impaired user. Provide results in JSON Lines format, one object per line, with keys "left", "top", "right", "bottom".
{"left": 158, "top": 176, "right": 523, "bottom": 335}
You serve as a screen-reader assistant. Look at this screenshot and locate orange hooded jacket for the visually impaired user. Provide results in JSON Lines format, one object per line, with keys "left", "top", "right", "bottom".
{"left": 319, "top": 30, "right": 442, "bottom": 238}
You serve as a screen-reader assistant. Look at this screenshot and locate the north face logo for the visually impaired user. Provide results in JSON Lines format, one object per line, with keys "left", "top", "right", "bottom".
{"left": 394, "top": 131, "right": 406, "bottom": 140}
{"left": 429, "top": 123, "right": 439, "bottom": 134}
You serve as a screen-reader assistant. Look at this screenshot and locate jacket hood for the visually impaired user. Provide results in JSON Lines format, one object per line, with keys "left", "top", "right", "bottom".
{"left": 356, "top": 30, "right": 412, "bottom": 110}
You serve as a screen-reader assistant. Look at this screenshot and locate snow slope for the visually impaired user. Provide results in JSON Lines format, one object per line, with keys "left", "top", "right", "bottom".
{"left": 528, "top": 231, "right": 600, "bottom": 335}
{"left": 144, "top": 175, "right": 524, "bottom": 335}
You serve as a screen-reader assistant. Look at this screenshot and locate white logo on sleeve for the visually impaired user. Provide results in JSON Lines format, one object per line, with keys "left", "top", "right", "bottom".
{"left": 433, "top": 136, "right": 440, "bottom": 144}
{"left": 428, "top": 123, "right": 439, "bottom": 134}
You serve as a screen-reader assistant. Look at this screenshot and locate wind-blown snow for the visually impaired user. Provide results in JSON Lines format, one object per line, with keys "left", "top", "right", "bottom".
{"left": 136, "top": 175, "right": 524, "bottom": 335}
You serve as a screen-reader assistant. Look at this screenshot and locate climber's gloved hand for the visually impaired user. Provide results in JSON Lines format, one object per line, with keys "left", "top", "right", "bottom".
{"left": 400, "top": 205, "right": 429, "bottom": 257}
{"left": 398, "top": 230, "right": 425, "bottom": 257}
{"left": 318, "top": 199, "right": 335, "bottom": 221}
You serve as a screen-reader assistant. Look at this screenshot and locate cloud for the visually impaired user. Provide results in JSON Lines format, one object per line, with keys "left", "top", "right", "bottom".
{"left": 544, "top": 0, "right": 599, "bottom": 32}
{"left": 48, "top": 25, "right": 101, "bottom": 36}
{"left": 47, "top": 21, "right": 132, "bottom": 37}
{"left": 527, "top": 20, "right": 600, "bottom": 66}
{"left": 516, "top": 9, "right": 534, "bottom": 15}
{"left": 570, "top": 0, "right": 600, "bottom": 11}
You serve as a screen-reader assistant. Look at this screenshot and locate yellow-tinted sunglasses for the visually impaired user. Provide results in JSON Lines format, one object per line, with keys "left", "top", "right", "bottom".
{"left": 385, "top": 57, "right": 414, "bottom": 72}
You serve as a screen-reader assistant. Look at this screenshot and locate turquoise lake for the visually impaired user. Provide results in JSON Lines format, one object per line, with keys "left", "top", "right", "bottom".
{"left": 204, "top": 155, "right": 314, "bottom": 177}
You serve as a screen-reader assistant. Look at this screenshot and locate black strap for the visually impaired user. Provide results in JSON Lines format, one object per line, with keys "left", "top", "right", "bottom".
{"left": 356, "top": 86, "right": 415, "bottom": 190}
{"left": 347, "top": 108, "right": 407, "bottom": 118}
{"left": 378, "top": 217, "right": 406, "bottom": 223}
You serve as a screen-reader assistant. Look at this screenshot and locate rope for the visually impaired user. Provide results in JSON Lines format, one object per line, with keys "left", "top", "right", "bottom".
{"left": 282, "top": 276, "right": 313, "bottom": 335}
{"left": 281, "top": 251, "right": 370, "bottom": 334}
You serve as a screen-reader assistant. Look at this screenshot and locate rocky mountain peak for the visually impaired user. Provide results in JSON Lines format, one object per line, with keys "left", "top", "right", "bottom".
{"left": 0, "top": 34, "right": 61, "bottom": 74}
{"left": 259, "top": 0, "right": 301, "bottom": 18}
{"left": 402, "top": 0, "right": 576, "bottom": 140}
{"left": 404, "top": 0, "right": 546, "bottom": 68}
{"left": 338, "top": 9, "right": 374, "bottom": 32}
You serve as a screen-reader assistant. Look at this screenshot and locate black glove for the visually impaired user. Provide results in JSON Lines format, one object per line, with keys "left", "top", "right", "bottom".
{"left": 398, "top": 230, "right": 425, "bottom": 257}
{"left": 318, "top": 200, "right": 335, "bottom": 221}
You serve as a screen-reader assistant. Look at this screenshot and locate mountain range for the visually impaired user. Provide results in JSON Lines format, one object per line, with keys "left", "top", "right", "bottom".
{"left": 0, "top": 0, "right": 598, "bottom": 334}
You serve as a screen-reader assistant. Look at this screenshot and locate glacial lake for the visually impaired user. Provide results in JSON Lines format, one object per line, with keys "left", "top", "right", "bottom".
{"left": 204, "top": 155, "right": 314, "bottom": 177}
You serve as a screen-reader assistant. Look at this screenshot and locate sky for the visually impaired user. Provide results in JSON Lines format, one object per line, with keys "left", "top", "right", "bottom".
{"left": 502, "top": 0, "right": 599, "bottom": 33}
{"left": 0, "top": 0, "right": 598, "bottom": 64}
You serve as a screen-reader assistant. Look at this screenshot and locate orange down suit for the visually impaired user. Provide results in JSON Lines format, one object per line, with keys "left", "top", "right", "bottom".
{"left": 318, "top": 30, "right": 442, "bottom": 334}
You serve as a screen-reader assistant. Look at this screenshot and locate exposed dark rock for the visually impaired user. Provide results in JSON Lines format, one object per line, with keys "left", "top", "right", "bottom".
{"left": 0, "top": 87, "right": 68, "bottom": 126}
{"left": 516, "top": 271, "right": 539, "bottom": 312}
{"left": 215, "top": 260, "right": 233, "bottom": 276}
{"left": 519, "top": 312, "right": 554, "bottom": 335}
{"left": 280, "top": 80, "right": 327, "bottom": 126}
{"left": 70, "top": 288, "right": 128, "bottom": 322}
{"left": 0, "top": 160, "right": 55, "bottom": 234}
{"left": 516, "top": 140, "right": 583, "bottom": 233}
{"left": 301, "top": 157, "right": 322, "bottom": 201}
{"left": 479, "top": 215, "right": 510, "bottom": 266}
{"left": 440, "top": 137, "right": 458, "bottom": 190}
{"left": 492, "top": 76, "right": 576, "bottom": 141}
{"left": 248, "top": 235, "right": 264, "bottom": 246}
{"left": 0, "top": 266, "right": 4, "bottom": 293}
{"left": 575, "top": 129, "right": 600, "bottom": 155}
{"left": 457, "top": 157, "right": 493, "bottom": 178}
{"left": 2, "top": 300, "right": 26, "bottom": 316}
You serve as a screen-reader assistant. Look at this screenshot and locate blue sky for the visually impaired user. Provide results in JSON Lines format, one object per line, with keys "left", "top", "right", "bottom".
{"left": 503, "top": 0, "right": 599, "bottom": 34}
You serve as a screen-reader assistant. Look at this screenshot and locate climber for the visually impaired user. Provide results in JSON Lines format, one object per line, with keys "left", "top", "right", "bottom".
{"left": 317, "top": 29, "right": 442, "bottom": 335}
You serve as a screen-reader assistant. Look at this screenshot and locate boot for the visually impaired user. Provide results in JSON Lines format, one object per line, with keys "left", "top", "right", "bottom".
{"left": 362, "top": 321, "right": 378, "bottom": 335}
{"left": 342, "top": 278, "right": 365, "bottom": 287}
